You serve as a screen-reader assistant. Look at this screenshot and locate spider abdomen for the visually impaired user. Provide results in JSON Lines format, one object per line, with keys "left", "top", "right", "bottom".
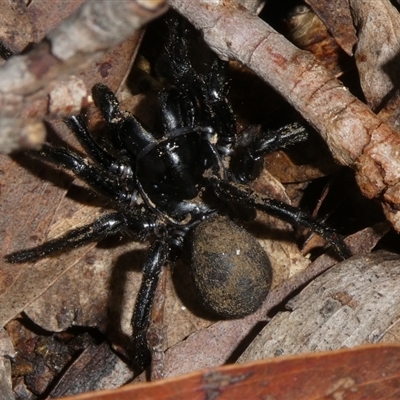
{"left": 191, "top": 215, "right": 272, "bottom": 318}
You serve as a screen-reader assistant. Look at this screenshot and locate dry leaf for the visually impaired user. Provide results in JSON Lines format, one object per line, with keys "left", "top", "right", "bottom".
{"left": 287, "top": 5, "right": 348, "bottom": 76}
{"left": 350, "top": 0, "right": 400, "bottom": 110}
{"left": 60, "top": 345, "right": 400, "bottom": 400}
{"left": 305, "top": 0, "right": 357, "bottom": 55}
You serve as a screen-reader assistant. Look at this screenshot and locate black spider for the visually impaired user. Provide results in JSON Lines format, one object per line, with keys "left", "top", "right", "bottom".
{"left": 6, "top": 17, "right": 349, "bottom": 371}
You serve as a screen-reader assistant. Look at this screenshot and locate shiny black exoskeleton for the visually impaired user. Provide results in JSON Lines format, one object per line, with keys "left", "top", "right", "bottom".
{"left": 6, "top": 16, "right": 350, "bottom": 372}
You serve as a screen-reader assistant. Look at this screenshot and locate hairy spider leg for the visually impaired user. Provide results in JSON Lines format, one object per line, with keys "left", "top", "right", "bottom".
{"left": 92, "top": 84, "right": 162, "bottom": 163}
{"left": 29, "top": 144, "right": 131, "bottom": 204}
{"left": 231, "top": 121, "right": 310, "bottom": 183}
{"left": 65, "top": 116, "right": 125, "bottom": 175}
{"left": 5, "top": 137, "right": 156, "bottom": 263}
{"left": 65, "top": 114, "right": 135, "bottom": 185}
{"left": 248, "top": 122, "right": 309, "bottom": 156}
{"left": 131, "top": 239, "right": 170, "bottom": 370}
{"left": 6, "top": 213, "right": 133, "bottom": 263}
{"left": 207, "top": 176, "right": 351, "bottom": 259}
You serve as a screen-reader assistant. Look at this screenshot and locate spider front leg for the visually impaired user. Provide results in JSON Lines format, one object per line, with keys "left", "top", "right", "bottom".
{"left": 64, "top": 115, "right": 133, "bottom": 181}
{"left": 131, "top": 239, "right": 170, "bottom": 371}
{"left": 91, "top": 83, "right": 159, "bottom": 159}
{"left": 90, "top": 83, "right": 134, "bottom": 155}
{"left": 66, "top": 84, "right": 143, "bottom": 183}
{"left": 28, "top": 144, "right": 132, "bottom": 204}
{"left": 208, "top": 176, "right": 351, "bottom": 259}
{"left": 231, "top": 122, "right": 309, "bottom": 183}
{"left": 6, "top": 213, "right": 130, "bottom": 263}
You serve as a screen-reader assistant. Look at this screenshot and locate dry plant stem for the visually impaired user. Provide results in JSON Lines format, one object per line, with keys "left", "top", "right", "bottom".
{"left": 169, "top": 0, "right": 400, "bottom": 232}
{"left": 0, "top": 0, "right": 168, "bottom": 153}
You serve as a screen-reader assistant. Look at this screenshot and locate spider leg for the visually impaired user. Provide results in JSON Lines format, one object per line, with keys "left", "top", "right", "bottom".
{"left": 248, "top": 122, "right": 309, "bottom": 156}
{"left": 64, "top": 116, "right": 133, "bottom": 180}
{"left": 6, "top": 206, "right": 155, "bottom": 264}
{"left": 29, "top": 144, "right": 131, "bottom": 203}
{"left": 131, "top": 239, "right": 170, "bottom": 371}
{"left": 232, "top": 122, "right": 309, "bottom": 182}
{"left": 91, "top": 83, "right": 157, "bottom": 159}
{"left": 204, "top": 57, "right": 237, "bottom": 152}
{"left": 90, "top": 83, "right": 130, "bottom": 153}
{"left": 6, "top": 213, "right": 130, "bottom": 263}
{"left": 91, "top": 83, "right": 123, "bottom": 124}
{"left": 158, "top": 87, "right": 194, "bottom": 132}
{"left": 207, "top": 176, "right": 351, "bottom": 259}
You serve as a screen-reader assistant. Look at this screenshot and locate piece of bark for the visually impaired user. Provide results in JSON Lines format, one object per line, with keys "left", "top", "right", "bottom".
{"left": 0, "top": 328, "right": 15, "bottom": 400}
{"left": 239, "top": 250, "right": 400, "bottom": 363}
{"left": 287, "top": 5, "right": 348, "bottom": 76}
{"left": 47, "top": 342, "right": 132, "bottom": 399}
{"left": 58, "top": 345, "right": 400, "bottom": 400}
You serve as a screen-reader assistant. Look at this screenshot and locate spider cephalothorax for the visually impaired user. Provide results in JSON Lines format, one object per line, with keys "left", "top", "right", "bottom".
{"left": 6, "top": 16, "right": 349, "bottom": 371}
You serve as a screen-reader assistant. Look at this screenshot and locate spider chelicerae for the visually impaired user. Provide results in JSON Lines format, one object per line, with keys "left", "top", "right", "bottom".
{"left": 6, "top": 16, "right": 349, "bottom": 371}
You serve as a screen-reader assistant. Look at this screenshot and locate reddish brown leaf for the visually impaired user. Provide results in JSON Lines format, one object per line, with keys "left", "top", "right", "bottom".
{"left": 286, "top": 5, "right": 347, "bottom": 76}
{"left": 58, "top": 345, "right": 400, "bottom": 400}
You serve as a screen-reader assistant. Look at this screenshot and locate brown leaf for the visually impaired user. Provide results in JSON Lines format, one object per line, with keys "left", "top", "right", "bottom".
{"left": 0, "top": 154, "right": 71, "bottom": 324}
{"left": 47, "top": 342, "right": 132, "bottom": 399}
{"left": 249, "top": 169, "right": 311, "bottom": 280}
{"left": 350, "top": 0, "right": 400, "bottom": 111}
{"left": 306, "top": 0, "right": 357, "bottom": 56}
{"left": 286, "top": 5, "right": 348, "bottom": 76}
{"left": 58, "top": 345, "right": 400, "bottom": 400}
